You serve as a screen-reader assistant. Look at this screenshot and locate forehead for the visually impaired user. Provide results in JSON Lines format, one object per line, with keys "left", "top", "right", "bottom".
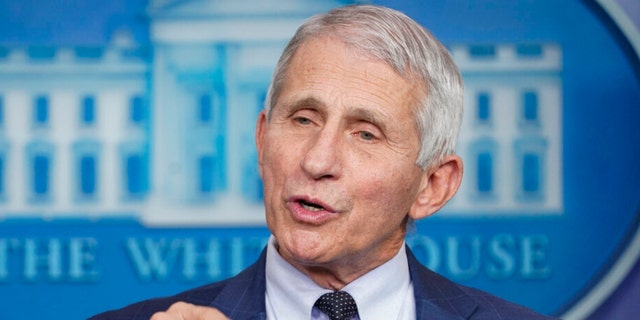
{"left": 279, "top": 36, "right": 422, "bottom": 118}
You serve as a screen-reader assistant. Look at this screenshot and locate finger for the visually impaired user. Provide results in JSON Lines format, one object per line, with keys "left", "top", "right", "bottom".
{"left": 150, "top": 302, "right": 230, "bottom": 320}
{"left": 150, "top": 311, "right": 181, "bottom": 320}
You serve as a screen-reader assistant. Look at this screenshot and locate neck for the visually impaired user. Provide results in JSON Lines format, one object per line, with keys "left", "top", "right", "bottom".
{"left": 281, "top": 231, "right": 406, "bottom": 290}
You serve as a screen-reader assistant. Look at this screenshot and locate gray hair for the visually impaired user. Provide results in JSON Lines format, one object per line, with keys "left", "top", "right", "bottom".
{"left": 264, "top": 5, "right": 463, "bottom": 169}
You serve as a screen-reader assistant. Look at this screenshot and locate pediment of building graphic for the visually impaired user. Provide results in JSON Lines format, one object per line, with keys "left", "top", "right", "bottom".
{"left": 148, "top": 0, "right": 361, "bottom": 19}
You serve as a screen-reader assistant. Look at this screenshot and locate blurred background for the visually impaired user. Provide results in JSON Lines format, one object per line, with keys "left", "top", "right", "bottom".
{"left": 0, "top": 0, "right": 638, "bottom": 319}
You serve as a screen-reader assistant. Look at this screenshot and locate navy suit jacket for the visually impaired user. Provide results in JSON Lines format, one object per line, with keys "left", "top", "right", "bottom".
{"left": 90, "top": 246, "right": 557, "bottom": 319}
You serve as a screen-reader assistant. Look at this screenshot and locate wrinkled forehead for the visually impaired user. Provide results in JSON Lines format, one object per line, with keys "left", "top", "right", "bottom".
{"left": 286, "top": 36, "right": 424, "bottom": 103}
{"left": 292, "top": 35, "right": 428, "bottom": 105}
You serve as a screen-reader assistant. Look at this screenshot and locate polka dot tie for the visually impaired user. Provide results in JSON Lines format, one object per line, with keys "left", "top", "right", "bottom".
{"left": 314, "top": 291, "right": 359, "bottom": 320}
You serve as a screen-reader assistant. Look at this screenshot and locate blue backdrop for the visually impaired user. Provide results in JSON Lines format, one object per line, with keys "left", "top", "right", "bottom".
{"left": 0, "top": 1, "right": 638, "bottom": 319}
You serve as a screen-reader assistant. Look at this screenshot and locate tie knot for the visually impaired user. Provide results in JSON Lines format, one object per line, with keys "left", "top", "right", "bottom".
{"left": 314, "top": 291, "right": 359, "bottom": 320}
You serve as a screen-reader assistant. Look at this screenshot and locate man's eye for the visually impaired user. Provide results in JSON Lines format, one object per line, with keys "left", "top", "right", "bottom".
{"left": 295, "top": 117, "right": 312, "bottom": 125}
{"left": 359, "top": 131, "right": 375, "bottom": 141}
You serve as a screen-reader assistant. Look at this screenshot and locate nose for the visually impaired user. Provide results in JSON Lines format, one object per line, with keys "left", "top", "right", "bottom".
{"left": 300, "top": 126, "right": 343, "bottom": 180}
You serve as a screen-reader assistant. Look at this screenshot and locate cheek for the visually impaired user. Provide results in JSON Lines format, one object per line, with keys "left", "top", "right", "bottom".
{"left": 357, "top": 167, "right": 421, "bottom": 214}
{"left": 258, "top": 153, "right": 283, "bottom": 203}
{"left": 261, "top": 138, "right": 292, "bottom": 177}
{"left": 260, "top": 141, "right": 302, "bottom": 203}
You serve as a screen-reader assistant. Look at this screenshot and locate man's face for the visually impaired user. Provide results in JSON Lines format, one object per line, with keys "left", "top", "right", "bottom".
{"left": 256, "top": 36, "right": 428, "bottom": 278}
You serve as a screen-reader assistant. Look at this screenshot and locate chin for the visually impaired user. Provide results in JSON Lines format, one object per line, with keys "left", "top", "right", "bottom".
{"left": 277, "top": 229, "right": 330, "bottom": 261}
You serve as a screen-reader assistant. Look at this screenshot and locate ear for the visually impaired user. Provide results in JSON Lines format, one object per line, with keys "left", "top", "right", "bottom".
{"left": 255, "top": 110, "right": 268, "bottom": 178}
{"left": 408, "top": 155, "right": 463, "bottom": 220}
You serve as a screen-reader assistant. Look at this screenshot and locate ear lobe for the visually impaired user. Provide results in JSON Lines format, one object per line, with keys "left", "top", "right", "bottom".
{"left": 408, "top": 155, "right": 463, "bottom": 220}
{"left": 255, "top": 111, "right": 268, "bottom": 178}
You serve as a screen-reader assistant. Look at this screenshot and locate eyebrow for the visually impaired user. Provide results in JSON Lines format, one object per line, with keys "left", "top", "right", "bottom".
{"left": 348, "top": 107, "right": 388, "bottom": 134}
{"left": 279, "top": 96, "right": 389, "bottom": 132}
{"left": 280, "top": 97, "right": 326, "bottom": 116}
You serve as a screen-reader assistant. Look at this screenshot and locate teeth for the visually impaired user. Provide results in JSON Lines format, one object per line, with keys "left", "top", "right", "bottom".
{"left": 301, "top": 201, "right": 323, "bottom": 212}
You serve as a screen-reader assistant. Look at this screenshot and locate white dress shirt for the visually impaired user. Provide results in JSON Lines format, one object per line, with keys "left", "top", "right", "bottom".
{"left": 265, "top": 236, "right": 416, "bottom": 320}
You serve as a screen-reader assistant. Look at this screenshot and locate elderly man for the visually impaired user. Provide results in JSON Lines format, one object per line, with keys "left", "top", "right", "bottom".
{"left": 92, "top": 5, "right": 557, "bottom": 320}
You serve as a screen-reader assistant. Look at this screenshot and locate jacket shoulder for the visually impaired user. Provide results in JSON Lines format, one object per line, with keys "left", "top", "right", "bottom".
{"left": 88, "top": 278, "right": 232, "bottom": 320}
{"left": 89, "top": 249, "right": 267, "bottom": 320}
{"left": 406, "top": 246, "right": 558, "bottom": 319}
{"left": 457, "top": 284, "right": 559, "bottom": 319}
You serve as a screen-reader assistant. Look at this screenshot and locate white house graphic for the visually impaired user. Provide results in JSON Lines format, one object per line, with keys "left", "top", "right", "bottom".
{"left": 0, "top": 0, "right": 563, "bottom": 224}
{"left": 446, "top": 43, "right": 563, "bottom": 215}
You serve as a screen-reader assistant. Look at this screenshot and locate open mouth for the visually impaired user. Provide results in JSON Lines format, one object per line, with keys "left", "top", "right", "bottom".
{"left": 299, "top": 199, "right": 325, "bottom": 212}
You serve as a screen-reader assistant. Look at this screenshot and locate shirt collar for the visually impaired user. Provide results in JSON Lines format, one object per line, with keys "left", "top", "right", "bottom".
{"left": 265, "top": 235, "right": 413, "bottom": 320}
{"left": 343, "top": 242, "right": 413, "bottom": 320}
{"left": 265, "top": 235, "right": 327, "bottom": 319}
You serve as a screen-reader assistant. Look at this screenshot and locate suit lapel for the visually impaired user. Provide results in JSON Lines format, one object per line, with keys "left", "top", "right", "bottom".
{"left": 207, "top": 246, "right": 479, "bottom": 320}
{"left": 407, "top": 246, "right": 478, "bottom": 320}
{"left": 211, "top": 249, "right": 269, "bottom": 320}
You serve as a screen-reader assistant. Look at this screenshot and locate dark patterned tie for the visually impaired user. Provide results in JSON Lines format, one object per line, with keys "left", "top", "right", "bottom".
{"left": 314, "top": 291, "right": 359, "bottom": 320}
